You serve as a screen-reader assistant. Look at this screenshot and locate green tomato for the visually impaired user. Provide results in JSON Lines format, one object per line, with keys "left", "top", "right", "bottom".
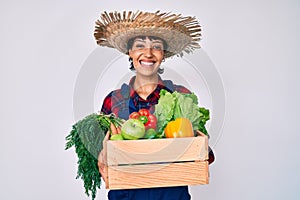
{"left": 110, "top": 134, "right": 124, "bottom": 141}
{"left": 144, "top": 128, "right": 157, "bottom": 139}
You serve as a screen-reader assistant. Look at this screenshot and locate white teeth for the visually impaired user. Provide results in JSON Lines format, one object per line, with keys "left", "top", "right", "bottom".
{"left": 140, "top": 61, "right": 154, "bottom": 66}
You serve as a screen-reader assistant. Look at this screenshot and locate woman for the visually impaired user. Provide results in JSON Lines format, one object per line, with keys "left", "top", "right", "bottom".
{"left": 95, "top": 10, "right": 214, "bottom": 200}
{"left": 100, "top": 35, "right": 192, "bottom": 118}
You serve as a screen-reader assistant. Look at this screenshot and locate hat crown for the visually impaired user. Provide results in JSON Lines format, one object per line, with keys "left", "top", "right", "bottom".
{"left": 94, "top": 10, "right": 201, "bottom": 58}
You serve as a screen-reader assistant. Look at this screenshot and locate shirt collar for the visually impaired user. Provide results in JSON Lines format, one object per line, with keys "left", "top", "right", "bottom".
{"left": 128, "top": 75, "right": 166, "bottom": 99}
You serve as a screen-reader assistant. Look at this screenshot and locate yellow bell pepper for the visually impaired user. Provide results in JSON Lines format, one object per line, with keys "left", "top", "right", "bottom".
{"left": 164, "top": 118, "right": 194, "bottom": 138}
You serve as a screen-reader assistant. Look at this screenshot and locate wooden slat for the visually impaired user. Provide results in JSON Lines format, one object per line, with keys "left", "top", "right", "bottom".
{"left": 106, "top": 136, "right": 208, "bottom": 165}
{"left": 107, "top": 161, "right": 209, "bottom": 189}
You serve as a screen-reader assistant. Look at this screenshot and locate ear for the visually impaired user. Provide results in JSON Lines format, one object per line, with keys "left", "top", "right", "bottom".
{"left": 128, "top": 49, "right": 133, "bottom": 57}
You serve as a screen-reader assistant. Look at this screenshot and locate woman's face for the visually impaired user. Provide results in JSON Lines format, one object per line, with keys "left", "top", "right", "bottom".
{"left": 128, "top": 36, "right": 165, "bottom": 77}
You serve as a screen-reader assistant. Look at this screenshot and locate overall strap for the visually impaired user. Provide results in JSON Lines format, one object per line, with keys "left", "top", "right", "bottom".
{"left": 117, "top": 80, "right": 175, "bottom": 118}
{"left": 163, "top": 79, "right": 175, "bottom": 93}
{"left": 117, "top": 83, "right": 131, "bottom": 119}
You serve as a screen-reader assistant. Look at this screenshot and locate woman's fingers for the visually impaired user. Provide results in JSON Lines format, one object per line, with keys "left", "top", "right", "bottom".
{"left": 98, "top": 124, "right": 120, "bottom": 184}
{"left": 116, "top": 126, "right": 121, "bottom": 134}
{"left": 104, "top": 130, "right": 110, "bottom": 141}
{"left": 110, "top": 123, "right": 122, "bottom": 135}
{"left": 98, "top": 150, "right": 108, "bottom": 183}
{"left": 98, "top": 130, "right": 111, "bottom": 183}
{"left": 110, "top": 123, "right": 117, "bottom": 135}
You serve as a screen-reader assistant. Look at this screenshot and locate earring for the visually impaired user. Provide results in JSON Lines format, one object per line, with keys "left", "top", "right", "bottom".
{"left": 162, "top": 58, "right": 165, "bottom": 62}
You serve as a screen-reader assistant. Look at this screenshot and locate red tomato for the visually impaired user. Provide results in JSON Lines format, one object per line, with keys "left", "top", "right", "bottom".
{"left": 145, "top": 114, "right": 157, "bottom": 130}
{"left": 130, "top": 109, "right": 157, "bottom": 130}
{"left": 129, "top": 112, "right": 140, "bottom": 119}
{"left": 138, "top": 108, "right": 150, "bottom": 117}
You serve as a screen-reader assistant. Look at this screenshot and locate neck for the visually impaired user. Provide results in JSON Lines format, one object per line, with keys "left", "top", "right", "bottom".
{"left": 134, "top": 74, "right": 159, "bottom": 99}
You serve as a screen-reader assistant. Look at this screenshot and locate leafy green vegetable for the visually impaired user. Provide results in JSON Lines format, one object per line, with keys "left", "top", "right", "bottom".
{"left": 173, "top": 91, "right": 201, "bottom": 130}
{"left": 198, "top": 107, "right": 210, "bottom": 135}
{"left": 154, "top": 89, "right": 210, "bottom": 136}
{"left": 65, "top": 113, "right": 124, "bottom": 200}
{"left": 154, "top": 89, "right": 176, "bottom": 134}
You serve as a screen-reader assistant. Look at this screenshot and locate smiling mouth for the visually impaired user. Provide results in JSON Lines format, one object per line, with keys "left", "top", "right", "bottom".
{"left": 140, "top": 61, "right": 155, "bottom": 67}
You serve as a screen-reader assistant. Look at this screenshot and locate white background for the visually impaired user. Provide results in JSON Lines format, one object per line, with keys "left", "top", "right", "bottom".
{"left": 1, "top": 0, "right": 300, "bottom": 200}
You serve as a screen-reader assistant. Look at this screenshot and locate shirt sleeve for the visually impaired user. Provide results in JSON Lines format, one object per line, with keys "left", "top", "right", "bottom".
{"left": 100, "top": 92, "right": 112, "bottom": 114}
{"left": 173, "top": 85, "right": 192, "bottom": 94}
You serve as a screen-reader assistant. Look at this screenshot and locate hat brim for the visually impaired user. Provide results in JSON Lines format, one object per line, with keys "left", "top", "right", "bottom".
{"left": 94, "top": 11, "right": 201, "bottom": 58}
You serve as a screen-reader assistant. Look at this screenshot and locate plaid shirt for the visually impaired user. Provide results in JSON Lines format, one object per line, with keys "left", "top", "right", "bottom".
{"left": 100, "top": 76, "right": 214, "bottom": 200}
{"left": 101, "top": 76, "right": 191, "bottom": 119}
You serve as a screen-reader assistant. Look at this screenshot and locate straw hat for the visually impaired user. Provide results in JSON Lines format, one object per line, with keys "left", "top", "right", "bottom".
{"left": 94, "top": 10, "right": 201, "bottom": 58}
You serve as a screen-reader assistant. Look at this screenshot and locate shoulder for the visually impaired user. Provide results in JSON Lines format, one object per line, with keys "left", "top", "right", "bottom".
{"left": 101, "top": 88, "right": 123, "bottom": 114}
{"left": 162, "top": 79, "right": 191, "bottom": 94}
{"left": 173, "top": 84, "right": 191, "bottom": 94}
{"left": 103, "top": 82, "right": 130, "bottom": 98}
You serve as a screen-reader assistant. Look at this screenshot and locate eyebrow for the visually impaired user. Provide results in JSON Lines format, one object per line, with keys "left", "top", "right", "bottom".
{"left": 134, "top": 38, "right": 163, "bottom": 44}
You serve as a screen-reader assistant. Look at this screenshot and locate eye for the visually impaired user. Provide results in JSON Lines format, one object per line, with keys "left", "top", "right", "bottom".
{"left": 133, "top": 43, "right": 145, "bottom": 50}
{"left": 152, "top": 44, "right": 163, "bottom": 50}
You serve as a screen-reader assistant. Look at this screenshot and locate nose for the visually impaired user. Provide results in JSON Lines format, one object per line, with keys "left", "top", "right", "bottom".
{"left": 143, "top": 47, "right": 153, "bottom": 57}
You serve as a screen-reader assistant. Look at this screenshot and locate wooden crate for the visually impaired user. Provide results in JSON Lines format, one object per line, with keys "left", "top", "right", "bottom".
{"left": 105, "top": 133, "right": 209, "bottom": 189}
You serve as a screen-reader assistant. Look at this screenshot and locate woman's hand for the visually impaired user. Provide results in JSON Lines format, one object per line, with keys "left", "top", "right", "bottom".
{"left": 97, "top": 123, "right": 121, "bottom": 184}
{"left": 98, "top": 131, "right": 109, "bottom": 184}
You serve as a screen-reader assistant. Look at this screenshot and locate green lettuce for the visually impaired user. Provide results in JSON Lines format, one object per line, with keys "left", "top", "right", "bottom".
{"left": 154, "top": 89, "right": 176, "bottom": 134}
{"left": 154, "top": 89, "right": 210, "bottom": 136}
